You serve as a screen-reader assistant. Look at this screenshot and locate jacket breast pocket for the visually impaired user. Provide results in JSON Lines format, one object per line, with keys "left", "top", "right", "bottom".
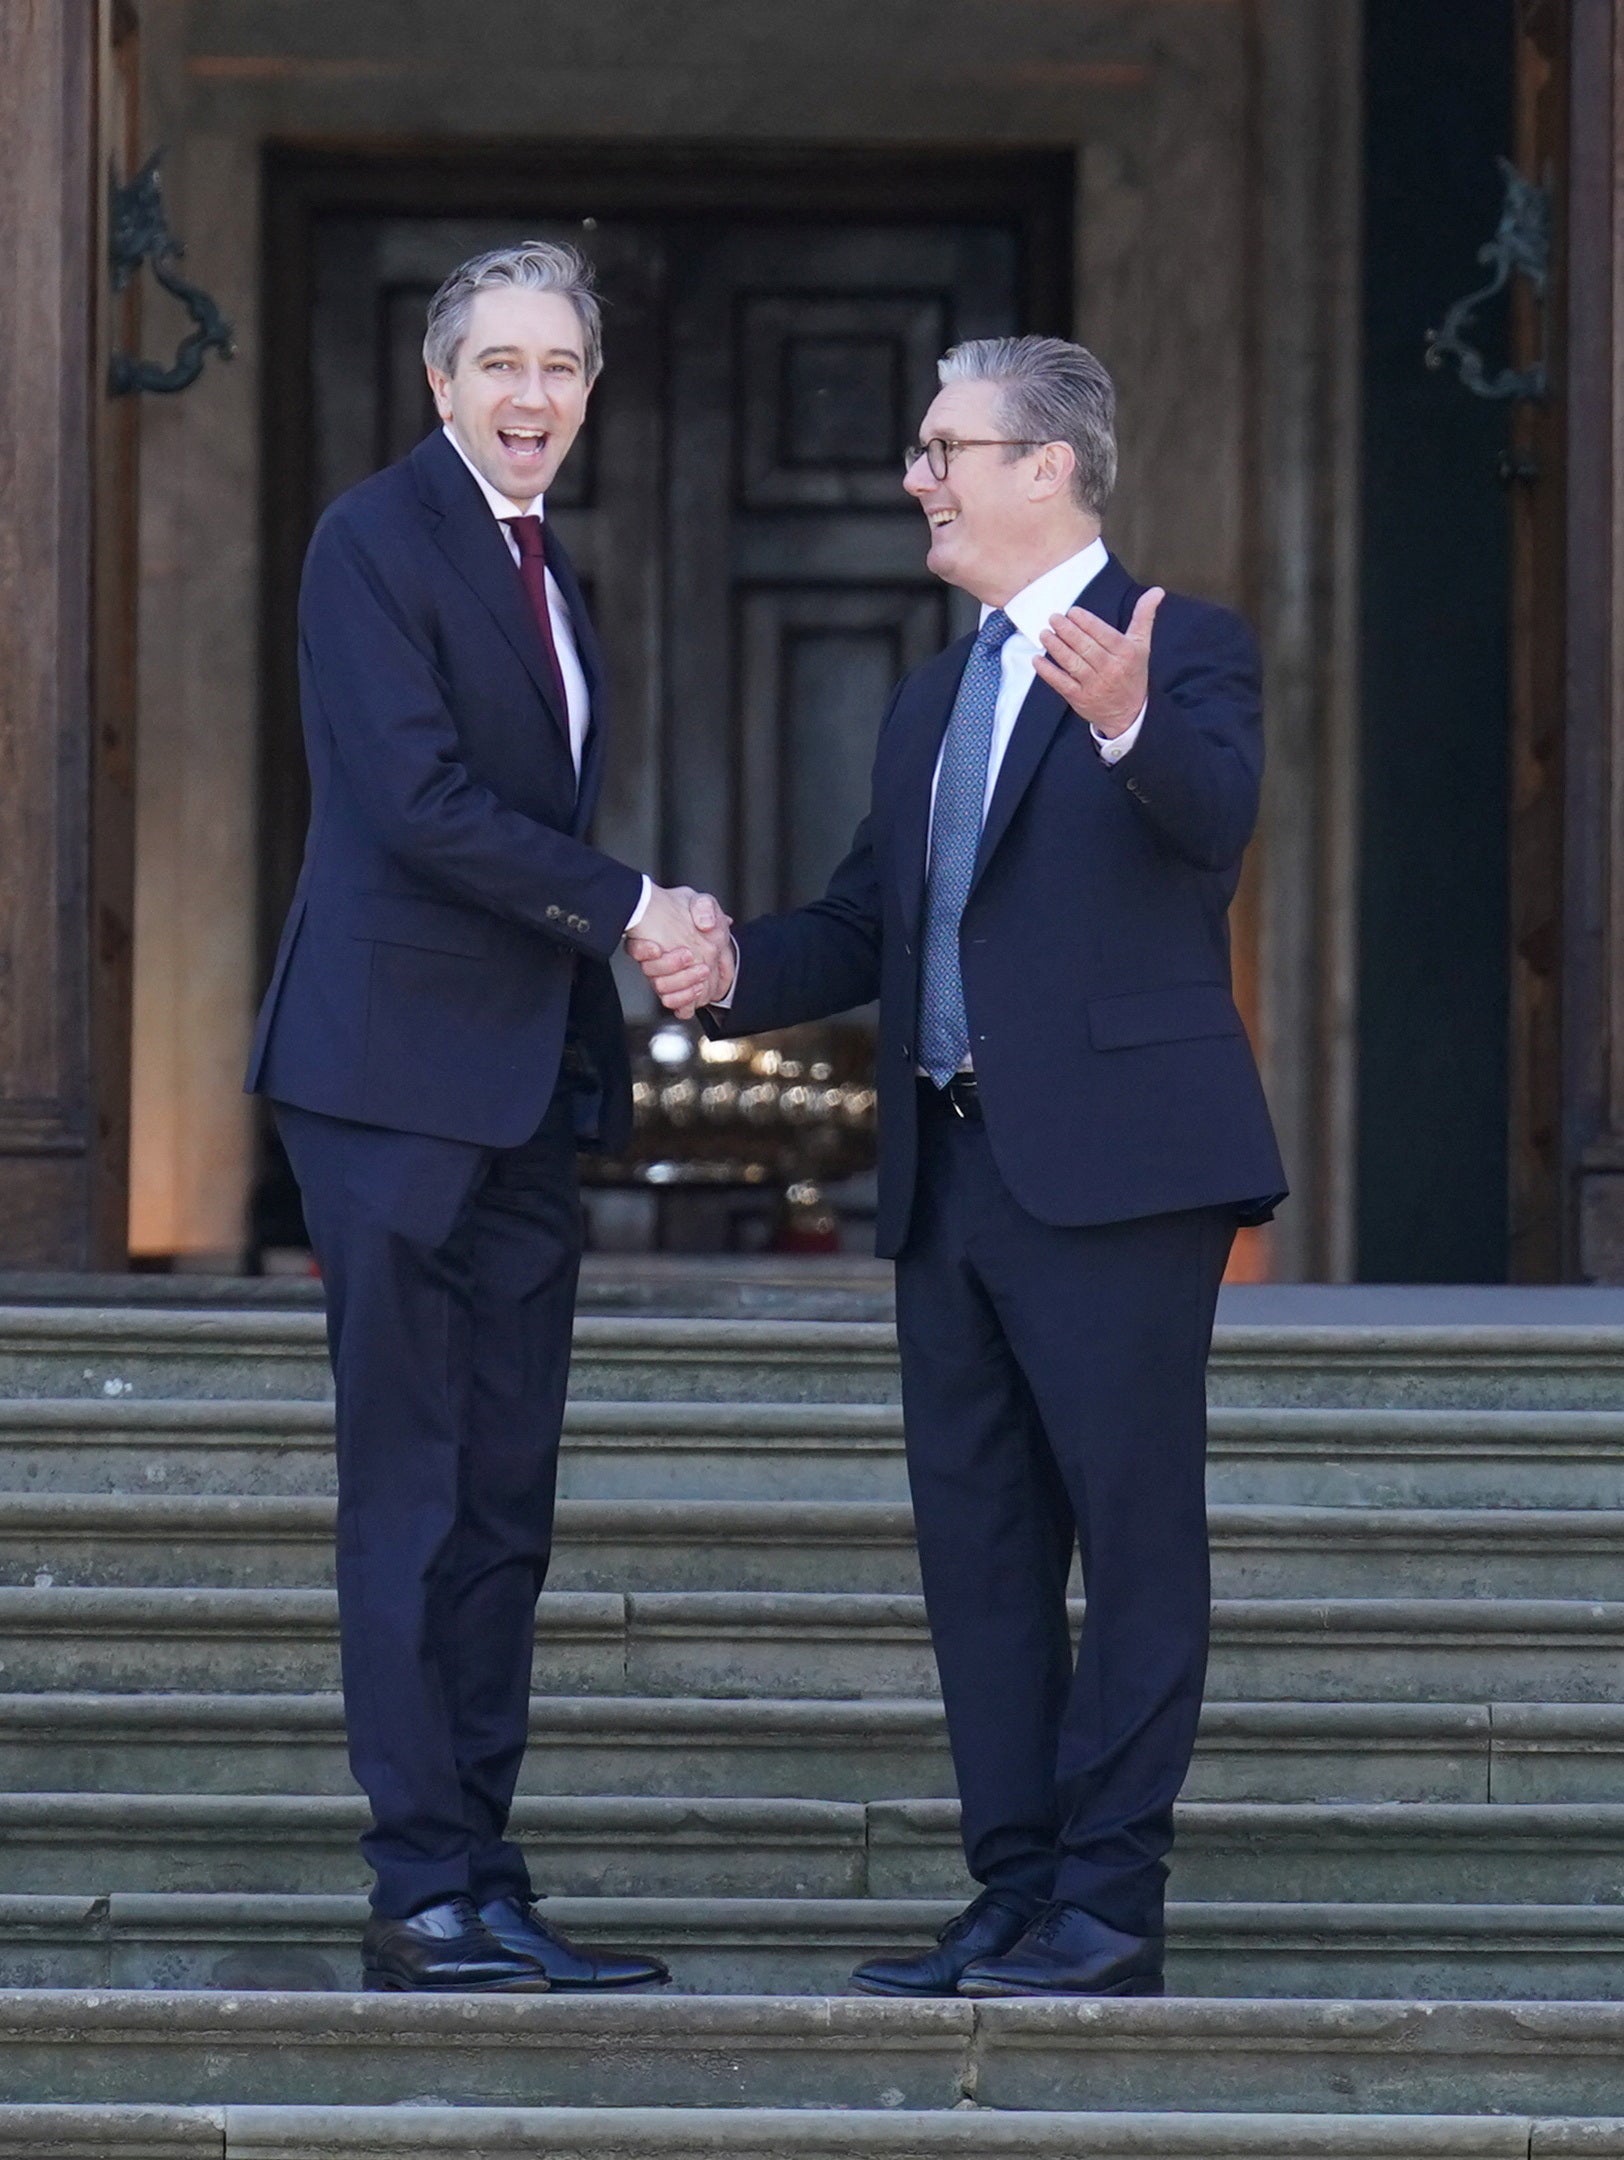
{"left": 349, "top": 892, "right": 492, "bottom": 958}
{"left": 1087, "top": 983, "right": 1243, "bottom": 1051}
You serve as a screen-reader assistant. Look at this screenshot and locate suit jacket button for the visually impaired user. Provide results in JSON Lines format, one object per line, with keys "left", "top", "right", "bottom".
{"left": 546, "top": 904, "right": 562, "bottom": 920}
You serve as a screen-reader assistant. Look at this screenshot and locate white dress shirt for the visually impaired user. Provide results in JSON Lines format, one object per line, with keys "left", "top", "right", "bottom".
{"left": 442, "top": 425, "right": 653, "bottom": 928}
{"left": 716, "top": 538, "right": 1145, "bottom": 1022}
{"left": 929, "top": 536, "right": 1143, "bottom": 841}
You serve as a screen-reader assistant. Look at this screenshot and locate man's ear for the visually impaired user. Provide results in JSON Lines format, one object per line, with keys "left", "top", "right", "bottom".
{"left": 425, "top": 362, "right": 454, "bottom": 427}
{"left": 1029, "top": 441, "right": 1076, "bottom": 503}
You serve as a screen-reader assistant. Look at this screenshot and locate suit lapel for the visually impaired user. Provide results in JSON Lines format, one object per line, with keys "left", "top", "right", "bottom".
{"left": 414, "top": 431, "right": 571, "bottom": 742}
{"left": 888, "top": 635, "right": 975, "bottom": 937}
{"left": 966, "top": 552, "right": 1141, "bottom": 901}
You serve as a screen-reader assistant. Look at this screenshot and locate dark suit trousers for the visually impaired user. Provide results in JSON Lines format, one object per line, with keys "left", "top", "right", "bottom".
{"left": 272, "top": 1091, "right": 581, "bottom": 1920}
{"left": 896, "top": 1087, "right": 1234, "bottom": 1938}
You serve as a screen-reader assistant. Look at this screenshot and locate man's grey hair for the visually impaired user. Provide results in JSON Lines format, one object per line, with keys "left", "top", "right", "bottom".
{"left": 937, "top": 335, "right": 1117, "bottom": 515}
{"left": 423, "top": 241, "right": 604, "bottom": 382}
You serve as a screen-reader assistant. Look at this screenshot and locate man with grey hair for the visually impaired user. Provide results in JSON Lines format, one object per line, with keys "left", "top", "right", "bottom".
{"left": 636, "top": 333, "right": 1285, "bottom": 1998}
{"left": 249, "top": 241, "right": 711, "bottom": 1993}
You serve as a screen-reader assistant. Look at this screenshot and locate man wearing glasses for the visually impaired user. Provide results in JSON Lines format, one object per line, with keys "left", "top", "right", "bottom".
{"left": 632, "top": 335, "right": 1285, "bottom": 1999}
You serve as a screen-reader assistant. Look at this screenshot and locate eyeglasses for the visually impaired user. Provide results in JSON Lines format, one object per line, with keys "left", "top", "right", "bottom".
{"left": 903, "top": 436, "right": 1045, "bottom": 481}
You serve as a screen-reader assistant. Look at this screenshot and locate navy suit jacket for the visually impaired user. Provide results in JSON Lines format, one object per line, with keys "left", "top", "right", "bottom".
{"left": 712, "top": 553, "right": 1288, "bottom": 1257}
{"left": 246, "top": 427, "right": 645, "bottom": 1151}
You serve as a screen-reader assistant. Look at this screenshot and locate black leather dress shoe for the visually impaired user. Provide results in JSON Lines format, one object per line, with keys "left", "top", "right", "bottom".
{"left": 361, "top": 1895, "right": 551, "bottom": 1992}
{"left": 850, "top": 1889, "right": 1039, "bottom": 1998}
{"left": 957, "top": 1899, "right": 1165, "bottom": 1997}
{"left": 478, "top": 1895, "right": 671, "bottom": 1989}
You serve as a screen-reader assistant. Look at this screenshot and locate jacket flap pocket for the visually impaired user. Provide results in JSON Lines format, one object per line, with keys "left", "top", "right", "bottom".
{"left": 1087, "top": 983, "right": 1242, "bottom": 1051}
{"left": 350, "top": 893, "right": 491, "bottom": 957}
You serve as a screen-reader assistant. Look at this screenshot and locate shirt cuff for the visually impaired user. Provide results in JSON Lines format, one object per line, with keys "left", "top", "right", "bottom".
{"left": 1092, "top": 701, "right": 1147, "bottom": 764}
{"left": 623, "top": 875, "right": 655, "bottom": 935}
{"left": 709, "top": 937, "right": 742, "bottom": 1010}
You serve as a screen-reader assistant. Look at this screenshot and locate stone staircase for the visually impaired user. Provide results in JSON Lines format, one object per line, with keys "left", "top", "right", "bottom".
{"left": 2, "top": 1285, "right": 1624, "bottom": 2155}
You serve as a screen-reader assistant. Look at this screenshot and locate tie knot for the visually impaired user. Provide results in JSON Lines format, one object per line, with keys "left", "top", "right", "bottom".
{"left": 505, "top": 515, "right": 545, "bottom": 560}
{"left": 977, "top": 608, "right": 1016, "bottom": 654}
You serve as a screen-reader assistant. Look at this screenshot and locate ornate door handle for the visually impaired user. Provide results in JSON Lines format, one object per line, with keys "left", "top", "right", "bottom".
{"left": 1424, "top": 157, "right": 1550, "bottom": 403}
{"left": 108, "top": 150, "right": 236, "bottom": 396}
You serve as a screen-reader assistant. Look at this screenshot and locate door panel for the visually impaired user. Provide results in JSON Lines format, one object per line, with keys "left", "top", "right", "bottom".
{"left": 663, "top": 223, "right": 1015, "bottom": 906}
{"left": 738, "top": 586, "right": 945, "bottom": 912}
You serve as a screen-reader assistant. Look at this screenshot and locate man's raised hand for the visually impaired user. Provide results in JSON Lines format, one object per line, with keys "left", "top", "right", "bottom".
{"left": 1035, "top": 585, "right": 1163, "bottom": 737}
{"left": 624, "top": 885, "right": 735, "bottom": 1020}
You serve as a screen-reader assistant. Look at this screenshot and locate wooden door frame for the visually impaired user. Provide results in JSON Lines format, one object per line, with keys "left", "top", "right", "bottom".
{"left": 0, "top": 0, "right": 139, "bottom": 1269}
{"left": 1561, "top": 0, "right": 1624, "bottom": 1275}
{"left": 257, "top": 139, "right": 1075, "bottom": 986}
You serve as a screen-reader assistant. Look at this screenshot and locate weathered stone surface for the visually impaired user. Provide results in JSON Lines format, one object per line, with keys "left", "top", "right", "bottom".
{"left": 7, "top": 1495, "right": 1621, "bottom": 1601}
{"left": 0, "top": 1588, "right": 623, "bottom": 1694}
{"left": 0, "top": 1792, "right": 872, "bottom": 1899}
{"left": 9, "top": 1395, "right": 1624, "bottom": 1510}
{"left": 12, "top": 1792, "right": 1624, "bottom": 1906}
{"left": 0, "top": 1991, "right": 978, "bottom": 2110}
{"left": 0, "top": 1690, "right": 955, "bottom": 1801}
{"left": 1491, "top": 1705, "right": 1624, "bottom": 1801}
{"left": 869, "top": 1800, "right": 1624, "bottom": 1905}
{"left": 5, "top": 1307, "right": 1624, "bottom": 1411}
{"left": 0, "top": 2105, "right": 223, "bottom": 2156}
{"left": 222, "top": 2105, "right": 1543, "bottom": 2157}
{"left": 1534, "top": 2125, "right": 1624, "bottom": 2153}
{"left": 1206, "top": 1406, "right": 1624, "bottom": 1510}
{"left": 6, "top": 1993, "right": 1624, "bottom": 2114}
{"left": 969, "top": 1998, "right": 1624, "bottom": 2116}
{"left": 0, "top": 1693, "right": 1530, "bottom": 1803}
{"left": 2, "top": 1295, "right": 1623, "bottom": 2146}
{"left": 2, "top": 1894, "right": 1624, "bottom": 2001}
{"left": 4, "top": 1587, "right": 1612, "bottom": 1702}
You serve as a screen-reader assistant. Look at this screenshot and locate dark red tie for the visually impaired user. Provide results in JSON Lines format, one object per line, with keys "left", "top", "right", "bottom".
{"left": 503, "top": 515, "right": 569, "bottom": 728}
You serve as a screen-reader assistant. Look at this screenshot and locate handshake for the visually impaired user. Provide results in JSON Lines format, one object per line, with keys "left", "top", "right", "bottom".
{"left": 626, "top": 885, "right": 736, "bottom": 1021}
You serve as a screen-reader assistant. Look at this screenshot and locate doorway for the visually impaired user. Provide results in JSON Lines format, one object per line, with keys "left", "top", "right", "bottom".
{"left": 260, "top": 146, "right": 1074, "bottom": 964}
{"left": 254, "top": 145, "right": 1072, "bottom": 1249}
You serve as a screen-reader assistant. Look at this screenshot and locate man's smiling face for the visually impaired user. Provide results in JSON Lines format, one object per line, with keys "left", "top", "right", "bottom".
{"left": 427, "top": 285, "right": 593, "bottom": 508}
{"left": 903, "top": 377, "right": 1043, "bottom": 605}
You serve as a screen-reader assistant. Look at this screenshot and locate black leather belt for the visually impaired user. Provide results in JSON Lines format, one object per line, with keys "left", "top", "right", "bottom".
{"left": 920, "top": 1072, "right": 983, "bottom": 1120}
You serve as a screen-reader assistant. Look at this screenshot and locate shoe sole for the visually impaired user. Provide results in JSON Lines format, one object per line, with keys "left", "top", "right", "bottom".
{"left": 361, "top": 1972, "right": 552, "bottom": 1993}
{"left": 849, "top": 1974, "right": 966, "bottom": 1999}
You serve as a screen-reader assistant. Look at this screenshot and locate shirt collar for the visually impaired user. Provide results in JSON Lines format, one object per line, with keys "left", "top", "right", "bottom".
{"left": 442, "top": 422, "right": 545, "bottom": 522}
{"left": 983, "top": 536, "right": 1110, "bottom": 647}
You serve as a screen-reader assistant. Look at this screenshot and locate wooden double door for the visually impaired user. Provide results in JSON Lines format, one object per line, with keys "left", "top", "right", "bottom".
{"left": 269, "top": 165, "right": 1071, "bottom": 962}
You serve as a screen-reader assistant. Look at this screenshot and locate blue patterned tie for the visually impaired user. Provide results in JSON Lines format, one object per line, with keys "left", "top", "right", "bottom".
{"left": 917, "top": 609, "right": 1016, "bottom": 1086}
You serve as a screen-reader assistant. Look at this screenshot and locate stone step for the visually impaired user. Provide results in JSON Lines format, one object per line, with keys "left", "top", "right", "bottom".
{"left": 7, "top": 1397, "right": 1624, "bottom": 1510}
{"left": 4, "top": 1792, "right": 1623, "bottom": 1905}
{"left": 5, "top": 1307, "right": 1624, "bottom": 1411}
{"left": 1, "top": 1586, "right": 1621, "bottom": 1700}
{"left": 13, "top": 1991, "right": 1624, "bottom": 2116}
{"left": 0, "top": 2101, "right": 1585, "bottom": 2160}
{"left": 11, "top": 1692, "right": 1587, "bottom": 1804}
{"left": 3, "top": 1891, "right": 1624, "bottom": 1999}
{"left": 0, "top": 1254, "right": 900, "bottom": 1321}
{"left": 4, "top": 1494, "right": 1621, "bottom": 1600}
